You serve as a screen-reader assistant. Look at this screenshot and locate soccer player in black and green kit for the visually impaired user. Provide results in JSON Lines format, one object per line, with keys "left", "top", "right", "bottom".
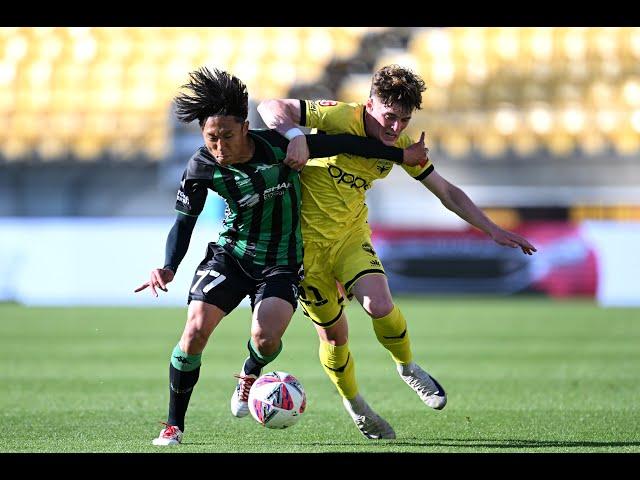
{"left": 134, "top": 67, "right": 429, "bottom": 445}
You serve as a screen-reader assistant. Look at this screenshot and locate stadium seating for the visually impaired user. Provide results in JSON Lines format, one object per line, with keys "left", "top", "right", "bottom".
{"left": 2, "top": 27, "right": 639, "bottom": 165}
{"left": 399, "top": 27, "right": 640, "bottom": 159}
{"left": 0, "top": 27, "right": 383, "bottom": 162}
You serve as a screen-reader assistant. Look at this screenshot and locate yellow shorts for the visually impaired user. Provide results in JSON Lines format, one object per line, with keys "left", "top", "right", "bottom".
{"left": 299, "top": 228, "right": 385, "bottom": 327}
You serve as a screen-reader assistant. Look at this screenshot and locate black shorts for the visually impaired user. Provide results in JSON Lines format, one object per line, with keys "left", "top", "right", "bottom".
{"left": 187, "top": 242, "right": 302, "bottom": 314}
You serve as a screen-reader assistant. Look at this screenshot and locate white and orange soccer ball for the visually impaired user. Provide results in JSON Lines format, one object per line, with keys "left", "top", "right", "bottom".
{"left": 248, "top": 371, "right": 306, "bottom": 429}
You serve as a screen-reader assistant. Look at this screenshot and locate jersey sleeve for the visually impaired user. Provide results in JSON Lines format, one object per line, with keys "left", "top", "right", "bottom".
{"left": 305, "top": 133, "right": 403, "bottom": 163}
{"left": 174, "top": 155, "right": 213, "bottom": 216}
{"left": 300, "top": 99, "right": 359, "bottom": 133}
{"left": 163, "top": 212, "right": 197, "bottom": 273}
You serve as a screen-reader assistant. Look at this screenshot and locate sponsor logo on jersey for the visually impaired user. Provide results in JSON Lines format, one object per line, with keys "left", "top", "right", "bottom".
{"left": 238, "top": 193, "right": 260, "bottom": 208}
{"left": 263, "top": 182, "right": 292, "bottom": 200}
{"left": 370, "top": 259, "right": 382, "bottom": 267}
{"left": 177, "top": 190, "right": 190, "bottom": 207}
{"left": 237, "top": 182, "right": 292, "bottom": 207}
{"left": 328, "top": 165, "right": 371, "bottom": 190}
{"left": 376, "top": 162, "right": 391, "bottom": 174}
{"left": 318, "top": 100, "right": 338, "bottom": 106}
{"left": 362, "top": 242, "right": 376, "bottom": 256}
{"left": 255, "top": 164, "right": 275, "bottom": 172}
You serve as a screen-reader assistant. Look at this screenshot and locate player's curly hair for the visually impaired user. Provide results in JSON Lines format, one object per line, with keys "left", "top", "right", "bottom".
{"left": 174, "top": 67, "right": 248, "bottom": 127}
{"left": 370, "top": 65, "right": 426, "bottom": 112}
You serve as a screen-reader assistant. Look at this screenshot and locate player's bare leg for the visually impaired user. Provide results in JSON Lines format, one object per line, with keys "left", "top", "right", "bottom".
{"left": 351, "top": 274, "right": 447, "bottom": 410}
{"left": 154, "top": 301, "right": 224, "bottom": 446}
{"left": 231, "top": 297, "right": 292, "bottom": 417}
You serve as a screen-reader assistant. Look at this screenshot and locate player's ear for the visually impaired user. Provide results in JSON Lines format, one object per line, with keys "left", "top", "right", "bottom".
{"left": 242, "top": 120, "right": 250, "bottom": 135}
{"left": 365, "top": 97, "right": 373, "bottom": 112}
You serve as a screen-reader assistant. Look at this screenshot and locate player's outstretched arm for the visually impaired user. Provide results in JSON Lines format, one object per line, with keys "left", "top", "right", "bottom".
{"left": 305, "top": 133, "right": 402, "bottom": 163}
{"left": 134, "top": 268, "right": 175, "bottom": 297}
{"left": 134, "top": 213, "right": 198, "bottom": 297}
{"left": 487, "top": 227, "right": 537, "bottom": 255}
{"left": 422, "top": 170, "right": 537, "bottom": 255}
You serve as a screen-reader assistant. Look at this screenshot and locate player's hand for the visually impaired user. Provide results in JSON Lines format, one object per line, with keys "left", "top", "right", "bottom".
{"left": 403, "top": 131, "right": 429, "bottom": 167}
{"left": 284, "top": 135, "right": 310, "bottom": 171}
{"left": 134, "top": 268, "right": 175, "bottom": 297}
{"left": 489, "top": 227, "right": 537, "bottom": 255}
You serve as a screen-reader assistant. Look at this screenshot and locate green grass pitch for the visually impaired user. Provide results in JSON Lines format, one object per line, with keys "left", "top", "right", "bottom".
{"left": 1, "top": 296, "right": 639, "bottom": 453}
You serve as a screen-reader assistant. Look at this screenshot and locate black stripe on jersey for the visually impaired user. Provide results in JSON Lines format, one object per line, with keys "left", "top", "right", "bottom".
{"left": 415, "top": 164, "right": 434, "bottom": 181}
{"left": 287, "top": 173, "right": 300, "bottom": 265}
{"left": 264, "top": 166, "right": 289, "bottom": 265}
{"left": 219, "top": 169, "right": 244, "bottom": 253}
{"left": 252, "top": 131, "right": 287, "bottom": 162}
{"left": 344, "top": 269, "right": 386, "bottom": 292}
{"left": 242, "top": 165, "right": 266, "bottom": 264}
{"left": 299, "top": 99, "right": 307, "bottom": 127}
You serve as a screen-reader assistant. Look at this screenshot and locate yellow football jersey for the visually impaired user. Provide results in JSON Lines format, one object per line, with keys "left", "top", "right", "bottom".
{"left": 300, "top": 99, "right": 433, "bottom": 242}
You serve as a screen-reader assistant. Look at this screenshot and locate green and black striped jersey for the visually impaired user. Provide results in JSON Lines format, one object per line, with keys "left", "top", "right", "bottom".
{"left": 176, "top": 129, "right": 301, "bottom": 267}
{"left": 174, "top": 129, "right": 404, "bottom": 268}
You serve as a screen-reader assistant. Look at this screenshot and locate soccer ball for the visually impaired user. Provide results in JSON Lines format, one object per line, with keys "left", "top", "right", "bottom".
{"left": 248, "top": 371, "right": 306, "bottom": 429}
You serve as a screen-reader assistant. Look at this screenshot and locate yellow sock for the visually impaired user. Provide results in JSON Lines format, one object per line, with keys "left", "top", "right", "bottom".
{"left": 372, "top": 305, "right": 413, "bottom": 364}
{"left": 318, "top": 341, "right": 358, "bottom": 399}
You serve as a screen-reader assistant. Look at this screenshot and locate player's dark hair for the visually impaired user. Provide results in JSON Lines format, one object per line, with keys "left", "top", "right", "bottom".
{"left": 370, "top": 64, "right": 426, "bottom": 112}
{"left": 174, "top": 67, "right": 249, "bottom": 127}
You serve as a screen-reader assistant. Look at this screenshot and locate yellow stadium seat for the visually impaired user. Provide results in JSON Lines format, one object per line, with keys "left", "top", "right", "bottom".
{"left": 374, "top": 49, "right": 419, "bottom": 74}
{"left": 476, "top": 132, "right": 508, "bottom": 158}
{"left": 511, "top": 128, "right": 539, "bottom": 157}
{"left": 37, "top": 138, "right": 69, "bottom": 160}
{"left": 612, "top": 128, "right": 640, "bottom": 155}
{"left": 420, "top": 87, "right": 449, "bottom": 112}
{"left": 578, "top": 128, "right": 608, "bottom": 155}
{"left": 2, "top": 137, "right": 31, "bottom": 161}
{"left": 337, "top": 74, "right": 371, "bottom": 103}
{"left": 330, "top": 27, "right": 366, "bottom": 60}
{"left": 441, "top": 130, "right": 472, "bottom": 159}
{"left": 449, "top": 81, "right": 481, "bottom": 110}
{"left": 73, "top": 134, "right": 103, "bottom": 161}
{"left": 547, "top": 132, "right": 575, "bottom": 155}
{"left": 0, "top": 87, "right": 16, "bottom": 112}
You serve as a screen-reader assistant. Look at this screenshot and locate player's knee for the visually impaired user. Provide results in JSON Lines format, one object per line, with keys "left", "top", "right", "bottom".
{"left": 251, "top": 331, "right": 280, "bottom": 356}
{"left": 183, "top": 313, "right": 210, "bottom": 349}
{"left": 364, "top": 297, "right": 394, "bottom": 319}
{"left": 181, "top": 327, "right": 208, "bottom": 351}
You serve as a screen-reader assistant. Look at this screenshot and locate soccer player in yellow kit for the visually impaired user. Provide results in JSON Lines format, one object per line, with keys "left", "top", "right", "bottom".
{"left": 258, "top": 65, "right": 537, "bottom": 439}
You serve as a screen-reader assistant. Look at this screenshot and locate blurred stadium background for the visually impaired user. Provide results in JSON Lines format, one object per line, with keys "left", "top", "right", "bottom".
{"left": 1, "top": 26, "right": 639, "bottom": 307}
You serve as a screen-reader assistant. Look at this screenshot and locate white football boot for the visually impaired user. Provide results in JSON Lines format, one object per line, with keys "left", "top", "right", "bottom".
{"left": 152, "top": 423, "right": 183, "bottom": 446}
{"left": 397, "top": 361, "right": 447, "bottom": 410}
{"left": 230, "top": 373, "right": 258, "bottom": 418}
{"left": 342, "top": 394, "right": 396, "bottom": 439}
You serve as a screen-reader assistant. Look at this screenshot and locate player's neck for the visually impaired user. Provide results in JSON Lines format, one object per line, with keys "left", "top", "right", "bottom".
{"left": 235, "top": 136, "right": 256, "bottom": 164}
{"left": 363, "top": 110, "right": 375, "bottom": 139}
